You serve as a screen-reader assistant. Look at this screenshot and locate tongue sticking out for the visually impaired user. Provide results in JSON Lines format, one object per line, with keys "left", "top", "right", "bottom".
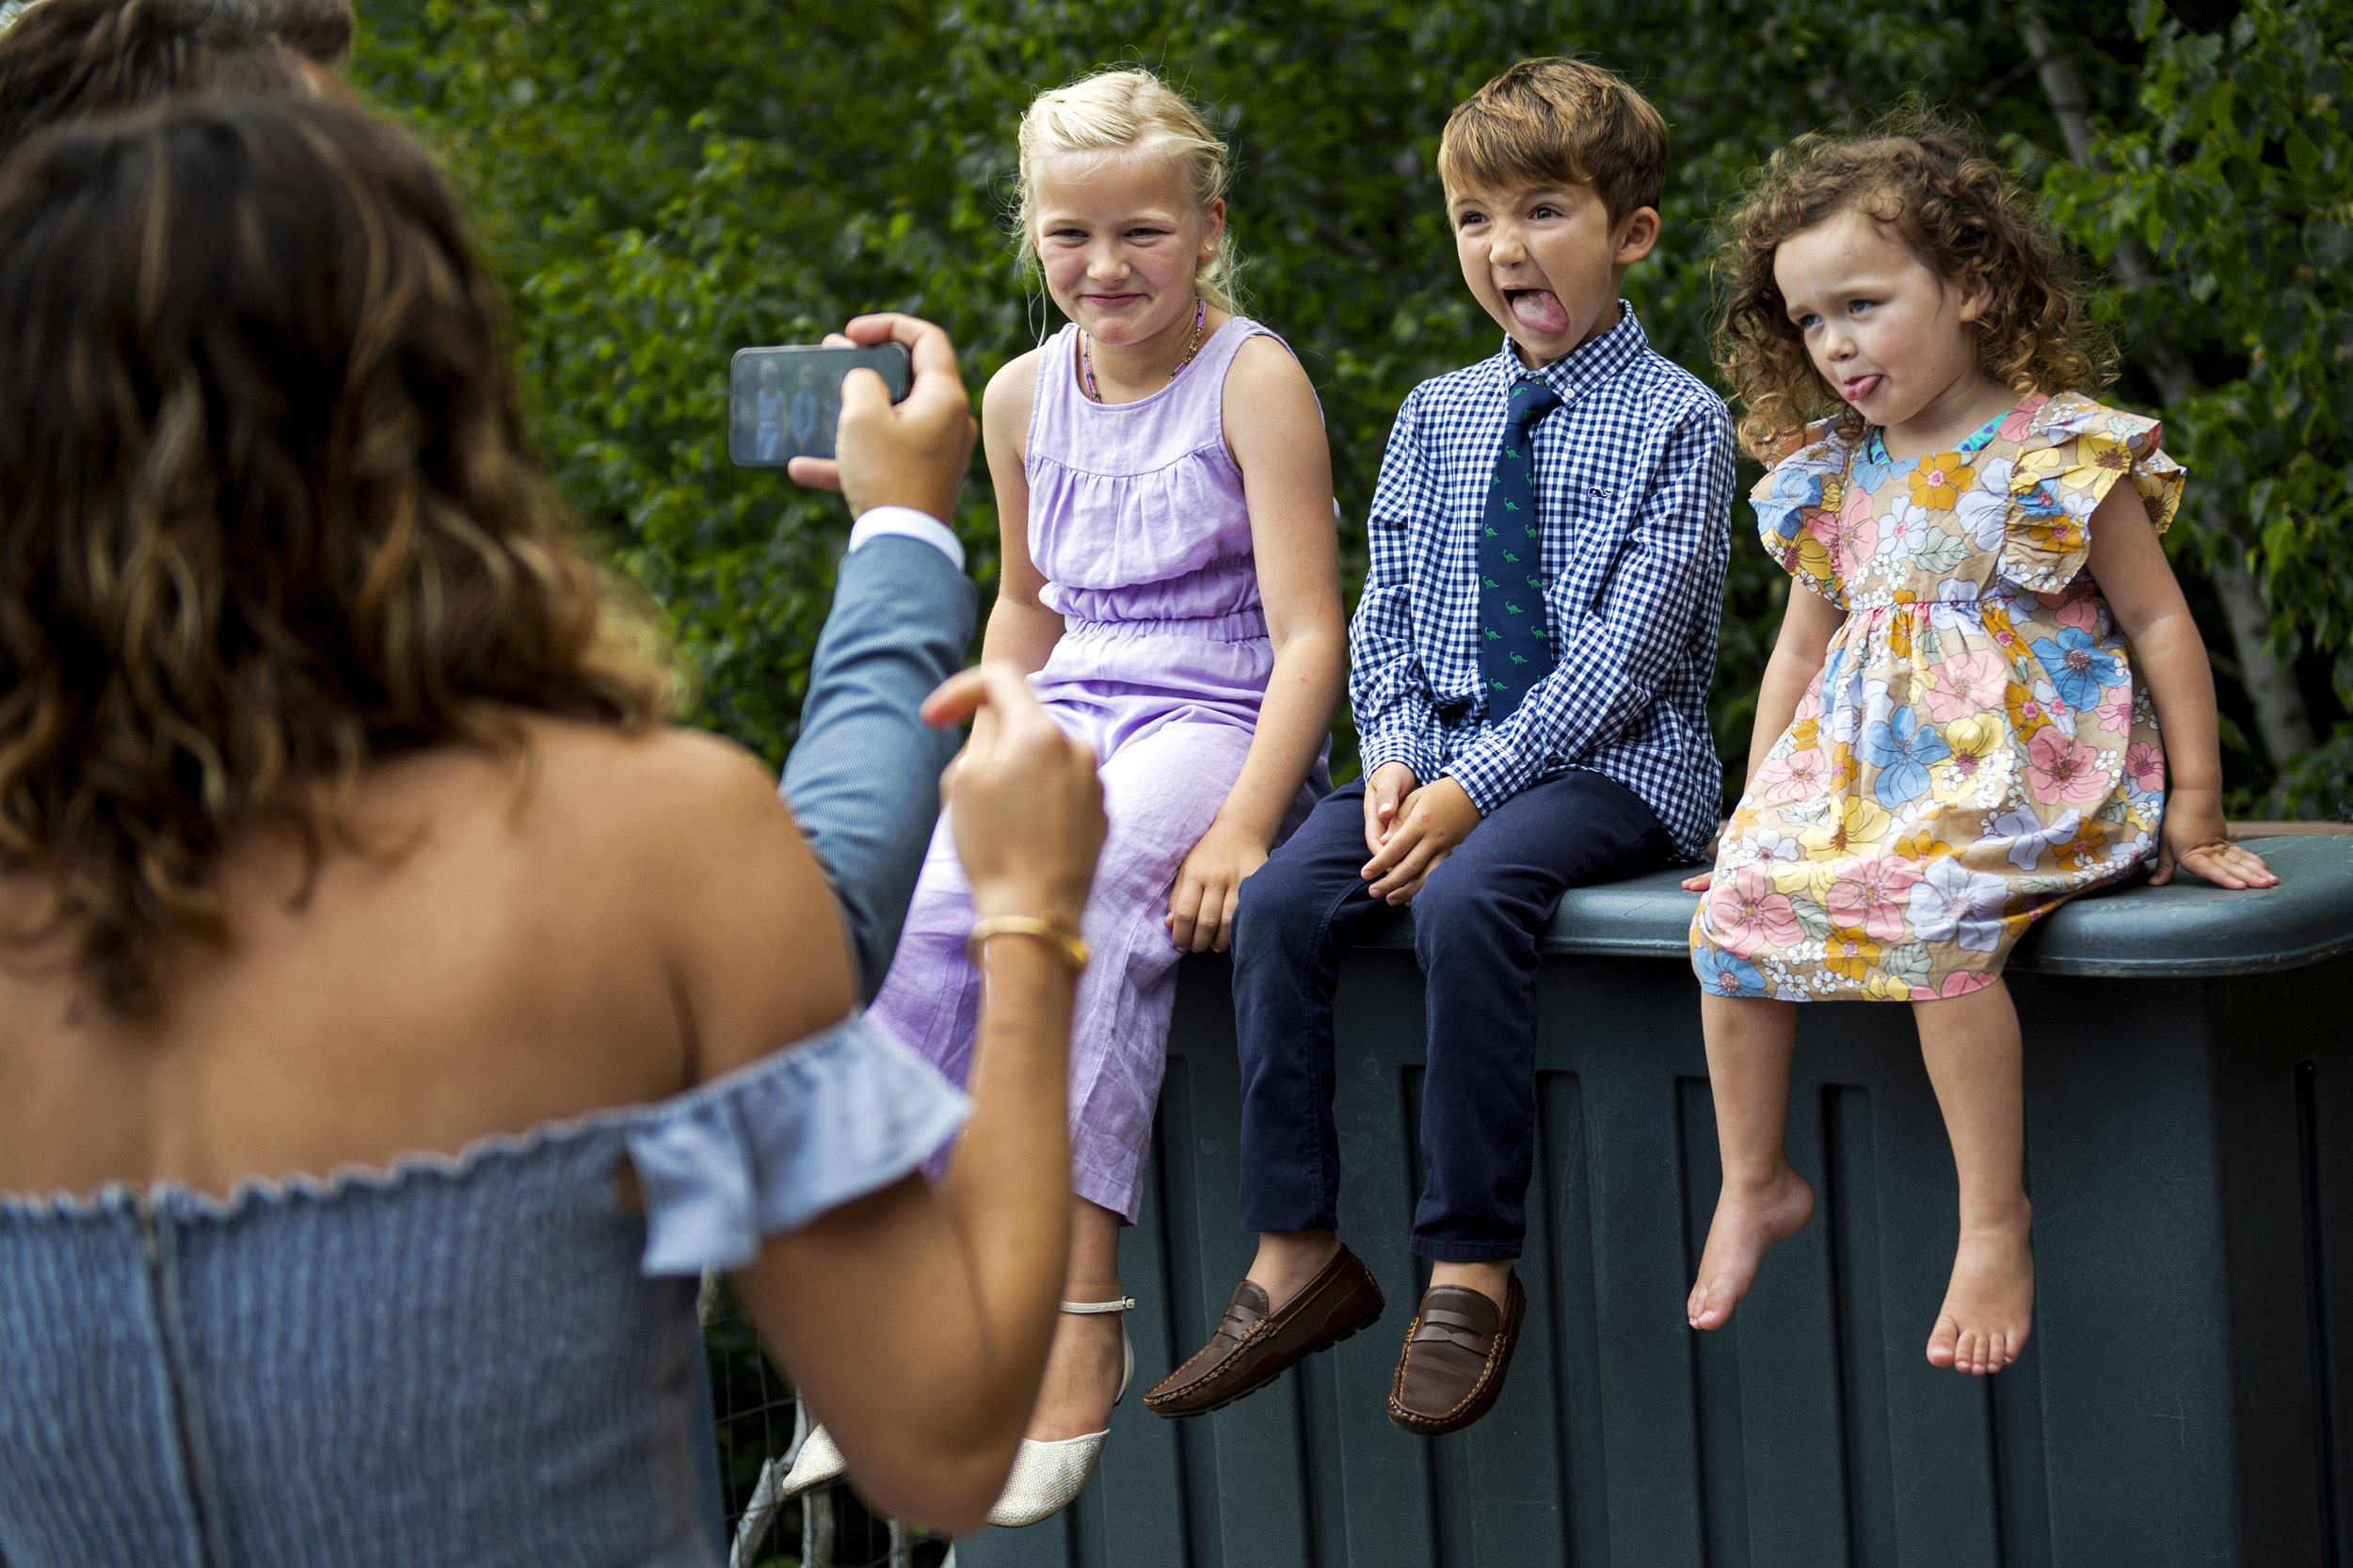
{"left": 1510, "top": 289, "right": 1570, "bottom": 336}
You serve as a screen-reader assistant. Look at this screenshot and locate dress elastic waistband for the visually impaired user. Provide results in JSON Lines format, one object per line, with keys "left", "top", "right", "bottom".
{"left": 1061, "top": 607, "right": 1269, "bottom": 643}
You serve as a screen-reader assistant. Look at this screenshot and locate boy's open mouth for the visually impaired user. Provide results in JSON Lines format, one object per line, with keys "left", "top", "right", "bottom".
{"left": 1504, "top": 288, "right": 1569, "bottom": 336}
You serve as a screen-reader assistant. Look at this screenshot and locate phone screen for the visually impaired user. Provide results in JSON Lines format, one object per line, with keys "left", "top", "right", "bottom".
{"left": 728, "top": 344, "right": 912, "bottom": 467}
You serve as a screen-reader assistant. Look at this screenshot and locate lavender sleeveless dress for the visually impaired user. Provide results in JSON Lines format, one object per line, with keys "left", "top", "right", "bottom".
{"left": 870, "top": 315, "right": 1317, "bottom": 1223}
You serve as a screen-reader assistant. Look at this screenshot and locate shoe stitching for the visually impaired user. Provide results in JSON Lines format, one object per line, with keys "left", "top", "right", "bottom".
{"left": 1387, "top": 1288, "right": 1515, "bottom": 1429}
{"left": 1146, "top": 1316, "right": 1281, "bottom": 1403}
{"left": 1150, "top": 1267, "right": 1373, "bottom": 1405}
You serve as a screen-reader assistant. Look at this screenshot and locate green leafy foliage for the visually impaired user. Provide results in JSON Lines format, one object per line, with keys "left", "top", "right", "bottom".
{"left": 352, "top": 0, "right": 2353, "bottom": 815}
{"left": 2041, "top": 0, "right": 2353, "bottom": 812}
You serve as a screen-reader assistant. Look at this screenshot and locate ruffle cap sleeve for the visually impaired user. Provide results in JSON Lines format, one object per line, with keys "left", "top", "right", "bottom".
{"left": 2000, "top": 392, "right": 2185, "bottom": 594}
{"left": 1750, "top": 421, "right": 1854, "bottom": 607}
{"left": 626, "top": 1014, "right": 969, "bottom": 1275}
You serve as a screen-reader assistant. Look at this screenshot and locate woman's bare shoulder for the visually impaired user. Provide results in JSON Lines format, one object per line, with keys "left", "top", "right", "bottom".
{"left": 503, "top": 717, "right": 856, "bottom": 1077}
{"left": 515, "top": 717, "right": 783, "bottom": 838}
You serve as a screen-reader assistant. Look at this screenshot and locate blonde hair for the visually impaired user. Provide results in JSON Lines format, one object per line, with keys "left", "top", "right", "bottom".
{"left": 1014, "top": 67, "right": 1241, "bottom": 313}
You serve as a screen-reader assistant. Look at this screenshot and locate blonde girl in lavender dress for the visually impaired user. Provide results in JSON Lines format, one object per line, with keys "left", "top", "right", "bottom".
{"left": 1681, "top": 120, "right": 2277, "bottom": 1378}
{"left": 784, "top": 69, "right": 1343, "bottom": 1526}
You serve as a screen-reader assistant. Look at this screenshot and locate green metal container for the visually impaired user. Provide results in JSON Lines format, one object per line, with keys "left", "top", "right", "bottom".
{"left": 954, "top": 836, "right": 2353, "bottom": 1568}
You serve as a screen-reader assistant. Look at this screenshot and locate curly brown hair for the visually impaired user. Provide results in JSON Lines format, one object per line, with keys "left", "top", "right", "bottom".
{"left": 1715, "top": 109, "right": 2114, "bottom": 459}
{"left": 0, "top": 97, "right": 671, "bottom": 1016}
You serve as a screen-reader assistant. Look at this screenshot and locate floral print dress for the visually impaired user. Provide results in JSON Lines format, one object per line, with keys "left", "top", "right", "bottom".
{"left": 1689, "top": 392, "right": 2184, "bottom": 1002}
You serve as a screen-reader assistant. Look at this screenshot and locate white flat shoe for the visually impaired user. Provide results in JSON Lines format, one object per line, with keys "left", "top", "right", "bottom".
{"left": 984, "top": 1296, "right": 1135, "bottom": 1529}
{"left": 776, "top": 1417, "right": 845, "bottom": 1500}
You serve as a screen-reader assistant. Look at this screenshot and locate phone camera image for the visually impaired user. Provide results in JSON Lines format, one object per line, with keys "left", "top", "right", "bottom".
{"left": 728, "top": 343, "right": 912, "bottom": 468}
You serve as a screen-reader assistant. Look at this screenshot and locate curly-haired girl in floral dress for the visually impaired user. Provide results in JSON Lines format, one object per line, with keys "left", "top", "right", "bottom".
{"left": 1683, "top": 118, "right": 2277, "bottom": 1376}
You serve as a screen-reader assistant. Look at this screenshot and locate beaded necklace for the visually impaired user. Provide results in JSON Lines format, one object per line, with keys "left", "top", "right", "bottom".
{"left": 1079, "top": 298, "right": 1208, "bottom": 403}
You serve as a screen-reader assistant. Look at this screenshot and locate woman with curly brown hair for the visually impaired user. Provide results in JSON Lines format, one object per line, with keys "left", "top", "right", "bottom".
{"left": 1680, "top": 114, "right": 2276, "bottom": 1376}
{"left": 0, "top": 95, "right": 1109, "bottom": 1561}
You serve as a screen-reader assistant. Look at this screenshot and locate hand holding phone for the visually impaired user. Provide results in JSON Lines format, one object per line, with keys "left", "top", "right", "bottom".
{"left": 781, "top": 314, "right": 976, "bottom": 523}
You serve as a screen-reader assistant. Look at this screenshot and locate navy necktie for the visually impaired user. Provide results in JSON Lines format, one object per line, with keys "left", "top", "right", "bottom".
{"left": 1479, "top": 377, "right": 1563, "bottom": 718}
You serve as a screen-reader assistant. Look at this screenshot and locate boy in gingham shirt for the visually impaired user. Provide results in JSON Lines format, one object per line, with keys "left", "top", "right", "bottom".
{"left": 1145, "top": 56, "right": 1736, "bottom": 1434}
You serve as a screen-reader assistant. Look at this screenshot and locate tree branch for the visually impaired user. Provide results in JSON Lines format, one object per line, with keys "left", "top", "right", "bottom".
{"left": 2018, "top": 5, "right": 2314, "bottom": 765}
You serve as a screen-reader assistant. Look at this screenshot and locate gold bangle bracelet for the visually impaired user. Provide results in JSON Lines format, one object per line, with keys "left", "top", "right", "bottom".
{"left": 966, "top": 914, "right": 1091, "bottom": 974}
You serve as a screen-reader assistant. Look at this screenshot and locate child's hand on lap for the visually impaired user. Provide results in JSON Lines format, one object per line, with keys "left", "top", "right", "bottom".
{"left": 1167, "top": 820, "right": 1272, "bottom": 952}
{"left": 1360, "top": 761, "right": 1419, "bottom": 856}
{"left": 1361, "top": 776, "right": 1482, "bottom": 904}
{"left": 2152, "top": 788, "right": 2279, "bottom": 889}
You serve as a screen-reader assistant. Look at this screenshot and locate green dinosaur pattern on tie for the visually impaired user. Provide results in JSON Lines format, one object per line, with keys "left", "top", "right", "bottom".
{"left": 1477, "top": 376, "right": 1563, "bottom": 718}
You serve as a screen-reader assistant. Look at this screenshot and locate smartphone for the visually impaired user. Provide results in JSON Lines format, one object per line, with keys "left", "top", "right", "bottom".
{"left": 728, "top": 343, "right": 912, "bottom": 467}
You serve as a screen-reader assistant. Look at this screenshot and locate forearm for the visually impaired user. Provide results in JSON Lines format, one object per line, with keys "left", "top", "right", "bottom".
{"left": 1744, "top": 653, "right": 1820, "bottom": 789}
{"left": 1212, "top": 629, "right": 1342, "bottom": 845}
{"left": 2133, "top": 610, "right": 2224, "bottom": 793}
{"left": 981, "top": 593, "right": 1065, "bottom": 674}
{"left": 925, "top": 941, "right": 1078, "bottom": 1438}
{"left": 763, "top": 942, "right": 1076, "bottom": 1531}
{"left": 782, "top": 536, "right": 978, "bottom": 999}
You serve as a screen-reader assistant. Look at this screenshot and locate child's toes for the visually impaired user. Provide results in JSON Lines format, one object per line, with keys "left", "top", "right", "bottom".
{"left": 1929, "top": 1215, "right": 2034, "bottom": 1374}
{"left": 1926, "top": 1315, "right": 1960, "bottom": 1369}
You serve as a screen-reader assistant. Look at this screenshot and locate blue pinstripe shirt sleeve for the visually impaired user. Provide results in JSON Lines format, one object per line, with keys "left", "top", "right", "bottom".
{"left": 1351, "top": 386, "right": 1446, "bottom": 786}
{"left": 1444, "top": 398, "right": 1737, "bottom": 813}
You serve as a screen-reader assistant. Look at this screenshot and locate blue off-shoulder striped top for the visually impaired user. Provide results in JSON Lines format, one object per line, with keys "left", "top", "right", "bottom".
{"left": 0, "top": 1015, "right": 968, "bottom": 1568}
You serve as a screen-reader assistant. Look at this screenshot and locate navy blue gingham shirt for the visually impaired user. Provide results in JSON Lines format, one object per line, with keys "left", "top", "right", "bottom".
{"left": 1350, "top": 304, "right": 1736, "bottom": 858}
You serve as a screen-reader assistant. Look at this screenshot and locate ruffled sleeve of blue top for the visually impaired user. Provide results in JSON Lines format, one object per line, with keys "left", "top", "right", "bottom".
{"left": 625, "top": 1015, "right": 970, "bottom": 1276}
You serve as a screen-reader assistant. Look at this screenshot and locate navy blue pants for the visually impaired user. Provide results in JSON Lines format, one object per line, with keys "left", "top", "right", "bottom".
{"left": 1234, "top": 770, "right": 1674, "bottom": 1261}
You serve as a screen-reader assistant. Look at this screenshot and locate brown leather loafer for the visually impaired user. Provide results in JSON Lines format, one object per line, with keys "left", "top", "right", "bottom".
{"left": 1144, "top": 1245, "right": 1385, "bottom": 1418}
{"left": 1386, "top": 1272, "right": 1526, "bottom": 1435}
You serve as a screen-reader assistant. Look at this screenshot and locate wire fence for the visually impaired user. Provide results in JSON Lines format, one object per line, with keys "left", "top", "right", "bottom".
{"left": 700, "top": 1274, "right": 952, "bottom": 1568}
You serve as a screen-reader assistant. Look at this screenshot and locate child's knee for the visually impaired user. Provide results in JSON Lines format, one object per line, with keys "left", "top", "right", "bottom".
{"left": 1408, "top": 867, "right": 1519, "bottom": 959}
{"left": 1233, "top": 852, "right": 1337, "bottom": 949}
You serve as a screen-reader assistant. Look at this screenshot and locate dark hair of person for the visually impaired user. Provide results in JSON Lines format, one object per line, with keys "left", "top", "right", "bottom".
{"left": 0, "top": 97, "right": 671, "bottom": 1016}
{"left": 1715, "top": 107, "right": 2115, "bottom": 459}
{"left": 248, "top": 0, "right": 352, "bottom": 65}
{"left": 0, "top": 0, "right": 304, "bottom": 165}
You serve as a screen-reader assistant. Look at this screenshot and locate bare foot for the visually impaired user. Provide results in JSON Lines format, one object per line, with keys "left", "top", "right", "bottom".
{"left": 1024, "top": 1304, "right": 1128, "bottom": 1442}
{"left": 1687, "top": 1162, "right": 1815, "bottom": 1330}
{"left": 1926, "top": 1203, "right": 2033, "bottom": 1375}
